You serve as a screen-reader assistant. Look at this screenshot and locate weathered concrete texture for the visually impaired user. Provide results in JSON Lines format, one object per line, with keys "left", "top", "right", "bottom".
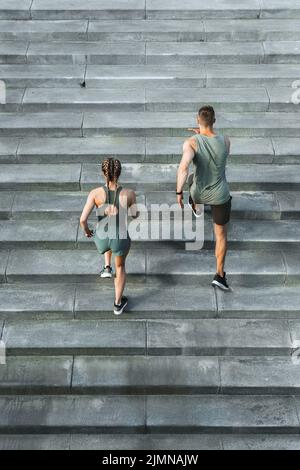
{"left": 22, "top": 87, "right": 146, "bottom": 112}
{"left": 282, "top": 251, "right": 300, "bottom": 285}
{"left": 0, "top": 0, "right": 32, "bottom": 20}
{"left": 0, "top": 251, "right": 9, "bottom": 283}
{"left": 216, "top": 286, "right": 300, "bottom": 319}
{"left": 276, "top": 192, "right": 300, "bottom": 218}
{"left": 74, "top": 284, "right": 217, "bottom": 319}
{"left": 0, "top": 396, "right": 145, "bottom": 432}
{"left": 0, "top": 191, "right": 14, "bottom": 219}
{"left": 0, "top": 41, "right": 28, "bottom": 64}
{"left": 0, "top": 164, "right": 81, "bottom": 190}
{"left": 146, "top": 42, "right": 263, "bottom": 65}
{"left": 6, "top": 249, "right": 146, "bottom": 283}
{"left": 85, "top": 65, "right": 206, "bottom": 88}
{"left": 70, "top": 433, "right": 222, "bottom": 450}
{"left": 146, "top": 0, "right": 261, "bottom": 20}
{"left": 264, "top": 41, "right": 300, "bottom": 64}
{"left": 0, "top": 20, "right": 88, "bottom": 41}
{"left": 147, "top": 395, "right": 299, "bottom": 432}
{"left": 0, "top": 434, "right": 71, "bottom": 450}
{"left": 0, "top": 220, "right": 78, "bottom": 249}
{"left": 227, "top": 219, "right": 300, "bottom": 248}
{"left": 0, "top": 138, "right": 19, "bottom": 163}
{"left": 204, "top": 19, "right": 300, "bottom": 41}
{"left": 27, "top": 41, "right": 146, "bottom": 65}
{"left": 12, "top": 191, "right": 86, "bottom": 219}
{"left": 0, "top": 284, "right": 75, "bottom": 320}
{"left": 0, "top": 113, "right": 83, "bottom": 137}
{"left": 206, "top": 64, "right": 300, "bottom": 87}
{"left": 222, "top": 435, "right": 300, "bottom": 450}
{"left": 2, "top": 320, "right": 146, "bottom": 355}
{"left": 220, "top": 357, "right": 300, "bottom": 394}
{"left": 230, "top": 192, "right": 280, "bottom": 219}
{"left": 0, "top": 88, "right": 24, "bottom": 112}
{"left": 0, "top": 356, "right": 73, "bottom": 393}
{"left": 82, "top": 112, "right": 300, "bottom": 137}
{"left": 272, "top": 138, "right": 300, "bottom": 164}
{"left": 0, "top": 64, "right": 85, "bottom": 87}
{"left": 267, "top": 87, "right": 300, "bottom": 112}
{"left": 31, "top": 0, "right": 146, "bottom": 20}
{"left": 17, "top": 136, "right": 145, "bottom": 163}
{"left": 72, "top": 356, "right": 220, "bottom": 393}
{"left": 88, "top": 20, "right": 205, "bottom": 42}
{"left": 146, "top": 87, "right": 269, "bottom": 112}
{"left": 260, "top": 0, "right": 300, "bottom": 19}
{"left": 147, "top": 319, "right": 292, "bottom": 356}
{"left": 146, "top": 249, "right": 286, "bottom": 286}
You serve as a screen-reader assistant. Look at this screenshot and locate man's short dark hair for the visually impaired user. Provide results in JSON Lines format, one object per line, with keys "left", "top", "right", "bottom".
{"left": 198, "top": 105, "right": 216, "bottom": 127}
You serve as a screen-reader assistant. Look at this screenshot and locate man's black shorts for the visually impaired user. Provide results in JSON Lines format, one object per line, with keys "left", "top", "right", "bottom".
{"left": 210, "top": 196, "right": 232, "bottom": 226}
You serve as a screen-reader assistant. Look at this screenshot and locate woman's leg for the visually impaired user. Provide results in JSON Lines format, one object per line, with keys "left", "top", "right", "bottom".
{"left": 114, "top": 254, "right": 127, "bottom": 305}
{"left": 104, "top": 250, "right": 112, "bottom": 267}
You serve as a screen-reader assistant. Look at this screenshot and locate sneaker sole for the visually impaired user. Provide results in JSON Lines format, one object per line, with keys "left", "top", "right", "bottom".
{"left": 100, "top": 273, "right": 113, "bottom": 279}
{"left": 188, "top": 202, "right": 202, "bottom": 218}
{"left": 212, "top": 280, "right": 230, "bottom": 291}
{"left": 114, "top": 300, "right": 128, "bottom": 315}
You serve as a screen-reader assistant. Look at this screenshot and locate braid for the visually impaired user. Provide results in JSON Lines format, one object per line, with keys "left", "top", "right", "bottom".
{"left": 102, "top": 158, "right": 122, "bottom": 188}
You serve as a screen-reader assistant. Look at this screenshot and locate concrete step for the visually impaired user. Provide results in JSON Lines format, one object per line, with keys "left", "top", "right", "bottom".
{"left": 2, "top": 136, "right": 284, "bottom": 165}
{"left": 146, "top": 41, "right": 300, "bottom": 65}
{"left": 0, "top": 432, "right": 300, "bottom": 450}
{"left": 0, "top": 20, "right": 88, "bottom": 41}
{"left": 87, "top": 19, "right": 300, "bottom": 42}
{"left": 3, "top": 136, "right": 300, "bottom": 165}
{"left": 26, "top": 41, "right": 146, "bottom": 65}
{"left": 1, "top": 356, "right": 300, "bottom": 396}
{"left": 1, "top": 217, "right": 300, "bottom": 251}
{"left": 80, "top": 163, "right": 300, "bottom": 191}
{"left": 1, "top": 163, "right": 300, "bottom": 191}
{"left": 0, "top": 283, "right": 299, "bottom": 320}
{"left": 3, "top": 86, "right": 299, "bottom": 113}
{"left": 3, "top": 111, "right": 300, "bottom": 138}
{"left": 85, "top": 64, "right": 300, "bottom": 88}
{"left": 0, "top": 394, "right": 298, "bottom": 433}
{"left": 2, "top": 86, "right": 300, "bottom": 114}
{"left": 2, "top": 40, "right": 300, "bottom": 65}
{"left": 1, "top": 317, "right": 298, "bottom": 356}
{"left": 1, "top": 64, "right": 299, "bottom": 89}
{"left": 30, "top": 0, "right": 146, "bottom": 20}
{"left": 146, "top": 0, "right": 300, "bottom": 20}
{"left": 0, "top": 248, "right": 291, "bottom": 286}
{"left": 4, "top": 0, "right": 300, "bottom": 21}
{"left": 0, "top": 0, "right": 32, "bottom": 20}
{"left": 2, "top": 190, "right": 295, "bottom": 221}
{"left": 81, "top": 112, "right": 300, "bottom": 138}
{"left": 1, "top": 432, "right": 300, "bottom": 450}
{"left": 0, "top": 65, "right": 85, "bottom": 88}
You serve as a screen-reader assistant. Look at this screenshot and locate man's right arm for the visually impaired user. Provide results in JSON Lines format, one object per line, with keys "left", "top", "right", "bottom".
{"left": 176, "top": 139, "right": 196, "bottom": 208}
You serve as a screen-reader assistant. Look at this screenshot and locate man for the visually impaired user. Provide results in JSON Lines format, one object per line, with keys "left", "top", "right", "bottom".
{"left": 176, "top": 105, "right": 232, "bottom": 291}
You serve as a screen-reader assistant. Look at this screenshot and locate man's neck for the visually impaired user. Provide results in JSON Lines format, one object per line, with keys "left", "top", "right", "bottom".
{"left": 199, "top": 127, "right": 216, "bottom": 137}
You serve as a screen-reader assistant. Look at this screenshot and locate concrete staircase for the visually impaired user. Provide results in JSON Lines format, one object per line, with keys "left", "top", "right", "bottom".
{"left": 0, "top": 0, "right": 300, "bottom": 450}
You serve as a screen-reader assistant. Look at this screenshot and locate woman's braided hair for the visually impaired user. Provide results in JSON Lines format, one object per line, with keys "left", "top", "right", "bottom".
{"left": 102, "top": 158, "right": 122, "bottom": 188}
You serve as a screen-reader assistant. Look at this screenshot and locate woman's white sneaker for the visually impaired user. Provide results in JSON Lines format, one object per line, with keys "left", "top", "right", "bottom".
{"left": 100, "top": 266, "right": 113, "bottom": 278}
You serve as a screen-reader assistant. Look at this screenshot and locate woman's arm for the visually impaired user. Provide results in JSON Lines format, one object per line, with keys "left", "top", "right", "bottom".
{"left": 80, "top": 191, "right": 96, "bottom": 238}
{"left": 128, "top": 190, "right": 140, "bottom": 219}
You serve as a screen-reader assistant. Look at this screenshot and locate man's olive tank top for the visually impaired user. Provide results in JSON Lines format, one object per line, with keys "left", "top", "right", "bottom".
{"left": 190, "top": 134, "right": 231, "bottom": 206}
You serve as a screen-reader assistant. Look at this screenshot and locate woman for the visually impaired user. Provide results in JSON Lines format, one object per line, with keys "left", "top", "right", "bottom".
{"left": 80, "top": 158, "right": 138, "bottom": 315}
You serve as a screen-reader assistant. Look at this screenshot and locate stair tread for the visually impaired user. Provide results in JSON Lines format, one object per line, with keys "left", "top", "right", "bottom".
{"left": 0, "top": 394, "right": 298, "bottom": 432}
